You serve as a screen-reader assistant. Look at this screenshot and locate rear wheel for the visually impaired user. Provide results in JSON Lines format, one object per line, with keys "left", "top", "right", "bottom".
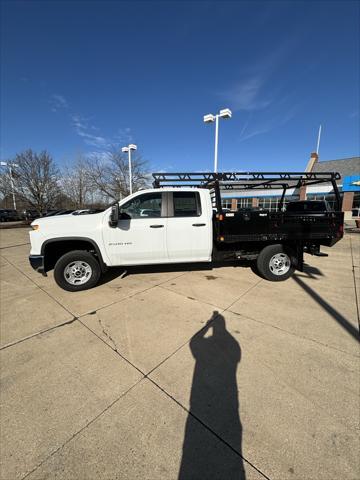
{"left": 256, "top": 244, "right": 295, "bottom": 281}
{"left": 54, "top": 250, "right": 101, "bottom": 291}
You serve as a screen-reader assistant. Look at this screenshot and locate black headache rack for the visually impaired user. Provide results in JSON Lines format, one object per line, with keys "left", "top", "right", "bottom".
{"left": 152, "top": 171, "right": 342, "bottom": 212}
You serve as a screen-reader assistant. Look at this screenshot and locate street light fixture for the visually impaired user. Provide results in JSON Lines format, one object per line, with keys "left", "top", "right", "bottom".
{"left": 121, "top": 144, "right": 137, "bottom": 195}
{"left": 203, "top": 108, "right": 232, "bottom": 172}
{"left": 0, "top": 161, "right": 19, "bottom": 210}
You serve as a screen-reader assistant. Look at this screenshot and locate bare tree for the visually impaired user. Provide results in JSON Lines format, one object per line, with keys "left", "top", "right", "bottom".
{"left": 12, "top": 149, "right": 61, "bottom": 214}
{"left": 0, "top": 171, "right": 11, "bottom": 200}
{"left": 61, "top": 156, "right": 93, "bottom": 209}
{"left": 86, "top": 148, "right": 150, "bottom": 202}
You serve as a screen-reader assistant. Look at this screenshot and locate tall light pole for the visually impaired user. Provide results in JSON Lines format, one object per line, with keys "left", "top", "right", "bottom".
{"left": 0, "top": 161, "right": 19, "bottom": 210}
{"left": 203, "top": 108, "right": 232, "bottom": 172}
{"left": 316, "top": 124, "right": 322, "bottom": 155}
{"left": 121, "top": 144, "right": 137, "bottom": 195}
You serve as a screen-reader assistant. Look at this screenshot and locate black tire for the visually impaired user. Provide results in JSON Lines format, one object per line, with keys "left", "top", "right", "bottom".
{"left": 54, "top": 250, "right": 101, "bottom": 292}
{"left": 250, "top": 261, "right": 263, "bottom": 278}
{"left": 256, "top": 244, "right": 295, "bottom": 282}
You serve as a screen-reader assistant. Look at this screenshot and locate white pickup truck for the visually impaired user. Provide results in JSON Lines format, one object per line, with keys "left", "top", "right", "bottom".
{"left": 29, "top": 171, "right": 344, "bottom": 291}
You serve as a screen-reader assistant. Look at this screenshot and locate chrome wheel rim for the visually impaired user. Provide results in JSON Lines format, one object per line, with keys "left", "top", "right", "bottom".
{"left": 64, "top": 261, "right": 92, "bottom": 285}
{"left": 269, "top": 253, "right": 291, "bottom": 276}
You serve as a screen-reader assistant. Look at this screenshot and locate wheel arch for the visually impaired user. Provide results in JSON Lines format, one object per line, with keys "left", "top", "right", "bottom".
{"left": 41, "top": 237, "right": 107, "bottom": 273}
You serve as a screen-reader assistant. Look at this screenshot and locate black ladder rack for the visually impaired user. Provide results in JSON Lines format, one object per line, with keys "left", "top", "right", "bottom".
{"left": 152, "top": 171, "right": 342, "bottom": 211}
{"left": 152, "top": 171, "right": 340, "bottom": 188}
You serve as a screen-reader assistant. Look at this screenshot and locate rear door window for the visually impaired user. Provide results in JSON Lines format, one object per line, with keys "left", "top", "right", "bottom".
{"left": 173, "top": 192, "right": 201, "bottom": 217}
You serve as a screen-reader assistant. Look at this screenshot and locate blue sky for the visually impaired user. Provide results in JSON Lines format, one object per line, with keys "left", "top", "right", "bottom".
{"left": 1, "top": 0, "right": 359, "bottom": 172}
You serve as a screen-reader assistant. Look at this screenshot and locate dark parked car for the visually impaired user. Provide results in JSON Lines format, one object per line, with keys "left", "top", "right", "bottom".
{"left": 72, "top": 209, "right": 104, "bottom": 215}
{"left": 55, "top": 209, "right": 75, "bottom": 215}
{"left": 0, "top": 209, "right": 22, "bottom": 221}
{"left": 286, "top": 200, "right": 331, "bottom": 213}
{"left": 0, "top": 209, "right": 9, "bottom": 222}
{"left": 24, "top": 210, "right": 41, "bottom": 221}
{"left": 44, "top": 210, "right": 60, "bottom": 217}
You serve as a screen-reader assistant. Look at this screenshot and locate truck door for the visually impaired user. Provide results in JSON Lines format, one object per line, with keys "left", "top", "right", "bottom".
{"left": 166, "top": 191, "right": 212, "bottom": 262}
{"left": 103, "top": 192, "right": 167, "bottom": 265}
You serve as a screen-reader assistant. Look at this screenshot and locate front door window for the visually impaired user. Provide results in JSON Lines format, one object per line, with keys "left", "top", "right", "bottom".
{"left": 120, "top": 193, "right": 162, "bottom": 219}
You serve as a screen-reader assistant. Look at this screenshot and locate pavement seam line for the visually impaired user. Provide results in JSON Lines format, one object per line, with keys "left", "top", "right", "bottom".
{"left": 158, "top": 283, "right": 224, "bottom": 309}
{"left": 0, "top": 317, "right": 78, "bottom": 350}
{"left": 158, "top": 276, "right": 263, "bottom": 312}
{"left": 0, "top": 241, "right": 30, "bottom": 250}
{"left": 0, "top": 264, "right": 188, "bottom": 350}
{"left": 2, "top": 256, "right": 76, "bottom": 317}
{"left": 20, "top": 377, "right": 145, "bottom": 480}
{"left": 145, "top": 317, "right": 223, "bottom": 377}
{"left": 74, "top": 270, "right": 190, "bottom": 318}
{"left": 227, "top": 309, "right": 360, "bottom": 358}
{"left": 78, "top": 275, "right": 263, "bottom": 380}
{"left": 78, "top": 316, "right": 147, "bottom": 377}
{"left": 222, "top": 278, "right": 263, "bottom": 312}
{"left": 145, "top": 376, "right": 272, "bottom": 480}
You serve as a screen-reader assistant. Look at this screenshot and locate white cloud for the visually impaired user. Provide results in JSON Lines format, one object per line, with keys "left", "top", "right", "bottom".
{"left": 83, "top": 150, "right": 113, "bottom": 162}
{"left": 114, "top": 127, "right": 133, "bottom": 144}
{"left": 219, "top": 42, "right": 298, "bottom": 113}
{"left": 50, "top": 94, "right": 69, "bottom": 112}
{"left": 49, "top": 94, "right": 133, "bottom": 152}
{"left": 222, "top": 76, "right": 272, "bottom": 112}
{"left": 239, "top": 107, "right": 298, "bottom": 143}
{"left": 71, "top": 114, "right": 110, "bottom": 148}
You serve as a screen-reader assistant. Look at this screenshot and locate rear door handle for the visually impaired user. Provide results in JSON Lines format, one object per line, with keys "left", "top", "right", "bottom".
{"left": 150, "top": 224, "right": 164, "bottom": 228}
{"left": 192, "top": 223, "right": 206, "bottom": 227}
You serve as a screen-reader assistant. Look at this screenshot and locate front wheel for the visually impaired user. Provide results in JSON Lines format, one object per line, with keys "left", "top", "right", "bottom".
{"left": 54, "top": 250, "right": 101, "bottom": 291}
{"left": 256, "top": 244, "right": 295, "bottom": 281}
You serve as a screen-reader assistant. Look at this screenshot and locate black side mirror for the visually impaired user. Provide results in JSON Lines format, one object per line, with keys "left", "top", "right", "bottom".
{"left": 109, "top": 204, "right": 119, "bottom": 228}
{"left": 119, "top": 211, "right": 131, "bottom": 220}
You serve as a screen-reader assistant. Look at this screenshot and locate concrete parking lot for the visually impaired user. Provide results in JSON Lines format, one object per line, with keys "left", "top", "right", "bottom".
{"left": 0, "top": 227, "right": 359, "bottom": 480}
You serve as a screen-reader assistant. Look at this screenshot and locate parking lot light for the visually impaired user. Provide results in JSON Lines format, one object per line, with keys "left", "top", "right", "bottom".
{"left": 203, "top": 108, "right": 232, "bottom": 172}
{"left": 122, "top": 144, "right": 137, "bottom": 195}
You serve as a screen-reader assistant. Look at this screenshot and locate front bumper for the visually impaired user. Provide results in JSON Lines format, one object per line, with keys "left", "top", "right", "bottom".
{"left": 29, "top": 255, "right": 47, "bottom": 276}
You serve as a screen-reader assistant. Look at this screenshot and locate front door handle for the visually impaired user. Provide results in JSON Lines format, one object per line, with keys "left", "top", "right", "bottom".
{"left": 150, "top": 224, "right": 164, "bottom": 228}
{"left": 192, "top": 223, "right": 206, "bottom": 227}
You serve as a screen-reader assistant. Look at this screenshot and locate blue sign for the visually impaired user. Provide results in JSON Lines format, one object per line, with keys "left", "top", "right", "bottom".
{"left": 342, "top": 175, "right": 360, "bottom": 192}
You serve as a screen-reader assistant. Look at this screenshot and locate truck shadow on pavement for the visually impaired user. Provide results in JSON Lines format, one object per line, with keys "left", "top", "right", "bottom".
{"left": 178, "top": 311, "right": 246, "bottom": 480}
{"left": 98, "top": 260, "right": 257, "bottom": 286}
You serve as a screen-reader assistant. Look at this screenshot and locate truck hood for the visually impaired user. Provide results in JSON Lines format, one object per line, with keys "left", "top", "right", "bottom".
{"left": 31, "top": 210, "right": 108, "bottom": 235}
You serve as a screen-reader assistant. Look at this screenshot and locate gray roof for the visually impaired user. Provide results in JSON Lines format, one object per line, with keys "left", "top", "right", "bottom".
{"left": 312, "top": 157, "right": 360, "bottom": 177}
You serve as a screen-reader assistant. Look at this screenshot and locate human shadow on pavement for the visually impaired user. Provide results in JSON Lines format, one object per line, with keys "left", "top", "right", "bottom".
{"left": 178, "top": 311, "right": 246, "bottom": 480}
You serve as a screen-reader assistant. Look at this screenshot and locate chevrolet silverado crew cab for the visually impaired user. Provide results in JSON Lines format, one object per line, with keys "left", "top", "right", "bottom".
{"left": 29, "top": 171, "right": 344, "bottom": 292}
